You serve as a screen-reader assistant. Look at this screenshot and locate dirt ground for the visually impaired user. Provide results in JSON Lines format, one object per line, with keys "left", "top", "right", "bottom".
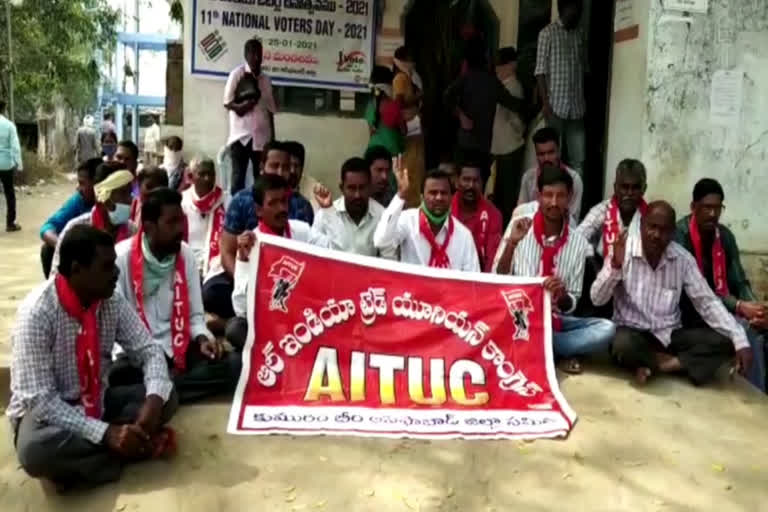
{"left": 0, "top": 183, "right": 767, "bottom": 511}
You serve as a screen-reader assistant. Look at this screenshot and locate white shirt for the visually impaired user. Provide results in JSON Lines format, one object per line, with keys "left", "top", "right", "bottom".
{"left": 232, "top": 220, "right": 330, "bottom": 318}
{"left": 312, "top": 198, "right": 397, "bottom": 259}
{"left": 181, "top": 188, "right": 231, "bottom": 275}
{"left": 491, "top": 75, "right": 525, "bottom": 155}
{"left": 114, "top": 240, "right": 212, "bottom": 357}
{"left": 373, "top": 195, "right": 480, "bottom": 272}
{"left": 576, "top": 198, "right": 643, "bottom": 257}
{"left": 144, "top": 123, "right": 161, "bottom": 154}
{"left": 223, "top": 64, "right": 277, "bottom": 150}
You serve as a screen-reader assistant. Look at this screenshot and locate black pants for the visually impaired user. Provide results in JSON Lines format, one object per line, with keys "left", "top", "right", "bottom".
{"left": 41, "top": 243, "right": 55, "bottom": 278}
{"left": 14, "top": 385, "right": 178, "bottom": 489}
{"left": 0, "top": 170, "right": 16, "bottom": 227}
{"left": 229, "top": 141, "right": 261, "bottom": 195}
{"left": 225, "top": 317, "right": 249, "bottom": 351}
{"left": 110, "top": 340, "right": 242, "bottom": 404}
{"left": 611, "top": 326, "right": 735, "bottom": 385}
{"left": 202, "top": 272, "right": 236, "bottom": 320}
{"left": 492, "top": 146, "right": 525, "bottom": 227}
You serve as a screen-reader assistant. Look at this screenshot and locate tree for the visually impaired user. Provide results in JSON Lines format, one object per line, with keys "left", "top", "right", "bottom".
{"left": 0, "top": 0, "right": 119, "bottom": 120}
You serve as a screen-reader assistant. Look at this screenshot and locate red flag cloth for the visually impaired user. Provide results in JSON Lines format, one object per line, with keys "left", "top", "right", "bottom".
{"left": 228, "top": 235, "right": 577, "bottom": 440}
{"left": 532, "top": 210, "right": 569, "bottom": 331}
{"left": 129, "top": 229, "right": 191, "bottom": 372}
{"left": 55, "top": 274, "right": 102, "bottom": 418}
{"left": 603, "top": 197, "right": 647, "bottom": 252}
{"left": 689, "top": 215, "right": 729, "bottom": 297}
{"left": 418, "top": 210, "right": 454, "bottom": 268}
{"left": 451, "top": 194, "right": 502, "bottom": 272}
{"left": 91, "top": 206, "right": 130, "bottom": 243}
{"left": 259, "top": 220, "right": 292, "bottom": 239}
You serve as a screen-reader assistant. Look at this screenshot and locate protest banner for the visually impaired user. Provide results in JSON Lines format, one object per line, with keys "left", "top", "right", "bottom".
{"left": 191, "top": 0, "right": 375, "bottom": 91}
{"left": 228, "top": 235, "right": 577, "bottom": 440}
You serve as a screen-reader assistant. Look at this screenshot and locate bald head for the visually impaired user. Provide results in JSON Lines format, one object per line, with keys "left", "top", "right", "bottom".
{"left": 641, "top": 200, "right": 676, "bottom": 263}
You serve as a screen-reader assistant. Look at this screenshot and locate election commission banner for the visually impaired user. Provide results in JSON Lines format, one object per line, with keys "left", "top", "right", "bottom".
{"left": 191, "top": 0, "right": 375, "bottom": 91}
{"left": 228, "top": 235, "right": 577, "bottom": 440}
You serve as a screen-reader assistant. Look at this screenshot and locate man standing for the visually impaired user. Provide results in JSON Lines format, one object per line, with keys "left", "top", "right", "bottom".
{"left": 536, "top": 0, "right": 588, "bottom": 173}
{"left": 494, "top": 165, "right": 614, "bottom": 374}
{"left": 143, "top": 115, "right": 161, "bottom": 166}
{"left": 9, "top": 225, "right": 176, "bottom": 489}
{"left": 161, "top": 136, "right": 187, "bottom": 191}
{"left": 592, "top": 201, "right": 752, "bottom": 386}
{"left": 181, "top": 158, "right": 229, "bottom": 276}
{"left": 444, "top": 40, "right": 524, "bottom": 185}
{"left": 202, "top": 141, "right": 308, "bottom": 326}
{"left": 51, "top": 164, "right": 138, "bottom": 277}
{"left": 373, "top": 165, "right": 480, "bottom": 272}
{"left": 491, "top": 46, "right": 526, "bottom": 225}
{"left": 40, "top": 158, "right": 100, "bottom": 278}
{"left": 518, "top": 128, "right": 583, "bottom": 221}
{"left": 227, "top": 175, "right": 329, "bottom": 348}
{"left": 115, "top": 188, "right": 241, "bottom": 403}
{"left": 76, "top": 115, "right": 100, "bottom": 165}
{"left": 675, "top": 179, "right": 766, "bottom": 391}
{"left": 0, "top": 99, "right": 22, "bottom": 232}
{"left": 312, "top": 157, "right": 396, "bottom": 258}
{"left": 224, "top": 38, "right": 278, "bottom": 194}
{"left": 577, "top": 159, "right": 647, "bottom": 257}
{"left": 451, "top": 158, "right": 503, "bottom": 272}
{"left": 365, "top": 145, "right": 394, "bottom": 207}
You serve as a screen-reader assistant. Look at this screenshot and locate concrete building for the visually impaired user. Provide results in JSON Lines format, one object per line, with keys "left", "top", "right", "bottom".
{"left": 179, "top": 0, "right": 768, "bottom": 293}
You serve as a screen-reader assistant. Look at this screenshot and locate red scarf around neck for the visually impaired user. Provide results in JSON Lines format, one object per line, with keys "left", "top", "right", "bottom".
{"left": 192, "top": 187, "right": 226, "bottom": 272}
{"left": 129, "top": 198, "right": 141, "bottom": 225}
{"left": 258, "top": 219, "right": 292, "bottom": 238}
{"left": 55, "top": 274, "right": 102, "bottom": 418}
{"left": 603, "top": 197, "right": 648, "bottom": 252}
{"left": 419, "top": 209, "right": 454, "bottom": 268}
{"left": 451, "top": 193, "right": 491, "bottom": 267}
{"left": 92, "top": 206, "right": 130, "bottom": 243}
{"left": 689, "top": 215, "right": 729, "bottom": 297}
{"left": 532, "top": 210, "right": 569, "bottom": 331}
{"left": 130, "top": 229, "right": 191, "bottom": 372}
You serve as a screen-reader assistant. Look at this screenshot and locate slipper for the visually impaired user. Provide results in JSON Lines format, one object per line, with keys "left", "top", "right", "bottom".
{"left": 558, "top": 358, "right": 583, "bottom": 375}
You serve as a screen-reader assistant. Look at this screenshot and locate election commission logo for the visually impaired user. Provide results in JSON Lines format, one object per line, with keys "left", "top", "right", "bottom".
{"left": 199, "top": 30, "right": 228, "bottom": 62}
{"left": 501, "top": 289, "right": 534, "bottom": 341}
{"left": 336, "top": 50, "right": 366, "bottom": 73}
{"left": 268, "top": 256, "right": 306, "bottom": 313}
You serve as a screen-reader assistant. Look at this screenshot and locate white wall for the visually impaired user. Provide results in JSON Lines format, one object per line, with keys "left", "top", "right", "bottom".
{"left": 604, "top": 0, "right": 650, "bottom": 197}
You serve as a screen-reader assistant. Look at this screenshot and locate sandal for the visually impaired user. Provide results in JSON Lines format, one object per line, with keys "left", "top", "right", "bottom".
{"left": 558, "top": 358, "right": 583, "bottom": 375}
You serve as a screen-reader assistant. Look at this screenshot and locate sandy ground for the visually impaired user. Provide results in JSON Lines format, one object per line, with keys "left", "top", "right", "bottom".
{"left": 1, "top": 183, "right": 768, "bottom": 511}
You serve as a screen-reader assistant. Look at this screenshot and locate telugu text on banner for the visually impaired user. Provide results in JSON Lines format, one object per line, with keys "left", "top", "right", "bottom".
{"left": 191, "top": 0, "right": 375, "bottom": 91}
{"left": 228, "top": 235, "right": 577, "bottom": 440}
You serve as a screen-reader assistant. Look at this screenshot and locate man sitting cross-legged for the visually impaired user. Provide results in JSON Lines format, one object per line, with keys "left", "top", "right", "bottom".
{"left": 592, "top": 201, "right": 752, "bottom": 386}
{"left": 227, "top": 175, "right": 330, "bottom": 349}
{"left": 312, "top": 157, "right": 396, "bottom": 259}
{"left": 494, "top": 165, "right": 615, "bottom": 374}
{"left": 373, "top": 161, "right": 480, "bottom": 272}
{"left": 114, "top": 188, "right": 241, "bottom": 404}
{"left": 9, "top": 225, "right": 177, "bottom": 491}
{"left": 181, "top": 157, "right": 229, "bottom": 277}
{"left": 675, "top": 178, "right": 766, "bottom": 391}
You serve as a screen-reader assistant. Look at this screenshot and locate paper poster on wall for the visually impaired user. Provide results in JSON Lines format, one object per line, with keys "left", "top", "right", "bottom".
{"left": 710, "top": 70, "right": 743, "bottom": 126}
{"left": 191, "top": 0, "right": 375, "bottom": 91}
{"left": 614, "top": 0, "right": 639, "bottom": 43}
{"left": 664, "top": 0, "right": 708, "bottom": 14}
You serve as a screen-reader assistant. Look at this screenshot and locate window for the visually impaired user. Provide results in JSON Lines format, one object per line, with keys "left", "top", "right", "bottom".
{"left": 273, "top": 86, "right": 370, "bottom": 118}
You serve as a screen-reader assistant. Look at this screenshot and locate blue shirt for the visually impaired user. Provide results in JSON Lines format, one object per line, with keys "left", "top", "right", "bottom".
{"left": 0, "top": 115, "right": 22, "bottom": 172}
{"left": 224, "top": 188, "right": 314, "bottom": 235}
{"left": 40, "top": 192, "right": 91, "bottom": 239}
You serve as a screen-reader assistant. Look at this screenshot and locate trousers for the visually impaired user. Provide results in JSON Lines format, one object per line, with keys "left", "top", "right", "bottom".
{"left": 41, "top": 243, "right": 55, "bottom": 279}
{"left": 14, "top": 384, "right": 178, "bottom": 488}
{"left": 553, "top": 315, "right": 615, "bottom": 358}
{"left": 611, "top": 326, "right": 735, "bottom": 385}
{"left": 229, "top": 140, "right": 261, "bottom": 195}
{"left": 492, "top": 145, "right": 525, "bottom": 227}
{"left": 0, "top": 170, "right": 16, "bottom": 226}
{"left": 546, "top": 115, "right": 585, "bottom": 175}
{"left": 202, "top": 272, "right": 236, "bottom": 320}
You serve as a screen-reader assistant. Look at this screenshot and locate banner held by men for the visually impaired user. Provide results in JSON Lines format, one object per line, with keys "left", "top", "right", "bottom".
{"left": 192, "top": 0, "right": 375, "bottom": 90}
{"left": 228, "top": 235, "right": 577, "bottom": 440}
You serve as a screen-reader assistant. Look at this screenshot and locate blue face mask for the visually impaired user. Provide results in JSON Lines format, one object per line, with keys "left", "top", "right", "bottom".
{"left": 108, "top": 202, "right": 132, "bottom": 225}
{"left": 102, "top": 143, "right": 117, "bottom": 158}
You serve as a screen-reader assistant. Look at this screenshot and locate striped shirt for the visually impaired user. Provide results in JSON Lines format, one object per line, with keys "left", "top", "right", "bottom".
{"left": 591, "top": 236, "right": 749, "bottom": 350}
{"left": 577, "top": 199, "right": 642, "bottom": 257}
{"left": 494, "top": 218, "right": 590, "bottom": 314}
{"left": 535, "top": 21, "right": 587, "bottom": 119}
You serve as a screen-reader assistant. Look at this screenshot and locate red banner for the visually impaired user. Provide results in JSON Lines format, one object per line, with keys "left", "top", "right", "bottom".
{"left": 228, "top": 235, "right": 577, "bottom": 440}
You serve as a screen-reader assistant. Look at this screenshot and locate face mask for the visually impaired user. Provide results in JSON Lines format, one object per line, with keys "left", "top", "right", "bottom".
{"left": 163, "top": 147, "right": 183, "bottom": 169}
{"left": 102, "top": 144, "right": 117, "bottom": 158}
{"left": 108, "top": 202, "right": 132, "bottom": 225}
